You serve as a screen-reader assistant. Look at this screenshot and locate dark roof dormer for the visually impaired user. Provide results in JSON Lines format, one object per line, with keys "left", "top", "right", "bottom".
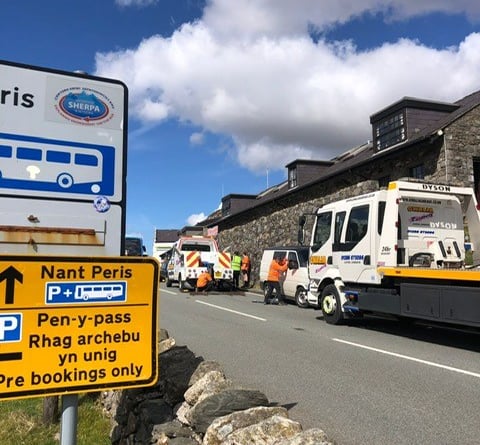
{"left": 370, "top": 97, "right": 459, "bottom": 152}
{"left": 221, "top": 193, "right": 257, "bottom": 217}
{"left": 285, "top": 159, "right": 334, "bottom": 189}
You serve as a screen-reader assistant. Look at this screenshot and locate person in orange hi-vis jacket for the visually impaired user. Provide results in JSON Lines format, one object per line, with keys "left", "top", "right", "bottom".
{"left": 264, "top": 256, "right": 288, "bottom": 305}
{"left": 241, "top": 252, "right": 251, "bottom": 289}
{"left": 196, "top": 269, "right": 213, "bottom": 292}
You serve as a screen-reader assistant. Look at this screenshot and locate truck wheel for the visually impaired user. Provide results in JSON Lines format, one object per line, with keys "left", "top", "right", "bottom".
{"left": 295, "top": 286, "right": 309, "bottom": 308}
{"left": 321, "top": 284, "right": 344, "bottom": 324}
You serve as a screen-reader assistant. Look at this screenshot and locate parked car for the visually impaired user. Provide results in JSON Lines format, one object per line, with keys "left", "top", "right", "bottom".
{"left": 259, "top": 246, "right": 310, "bottom": 307}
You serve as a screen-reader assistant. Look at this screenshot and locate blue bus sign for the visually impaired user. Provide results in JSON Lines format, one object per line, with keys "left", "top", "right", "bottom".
{"left": 0, "top": 133, "right": 115, "bottom": 196}
{"left": 45, "top": 281, "right": 127, "bottom": 304}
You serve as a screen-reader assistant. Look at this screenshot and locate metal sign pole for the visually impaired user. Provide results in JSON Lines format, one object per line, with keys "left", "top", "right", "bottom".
{"left": 60, "top": 394, "right": 78, "bottom": 445}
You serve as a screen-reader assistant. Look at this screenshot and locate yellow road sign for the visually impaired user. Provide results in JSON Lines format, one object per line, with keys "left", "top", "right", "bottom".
{"left": 0, "top": 255, "right": 159, "bottom": 400}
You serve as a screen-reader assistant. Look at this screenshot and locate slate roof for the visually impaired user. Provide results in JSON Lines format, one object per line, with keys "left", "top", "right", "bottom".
{"left": 201, "top": 89, "right": 480, "bottom": 224}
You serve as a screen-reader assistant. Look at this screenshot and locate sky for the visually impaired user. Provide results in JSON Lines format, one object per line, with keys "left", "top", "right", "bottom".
{"left": 2, "top": 0, "right": 480, "bottom": 252}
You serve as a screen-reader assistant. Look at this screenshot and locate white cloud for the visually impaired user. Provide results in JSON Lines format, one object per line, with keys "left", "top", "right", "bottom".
{"left": 96, "top": 0, "right": 480, "bottom": 174}
{"left": 202, "top": 0, "right": 480, "bottom": 40}
{"left": 236, "top": 139, "right": 313, "bottom": 172}
{"left": 190, "top": 132, "right": 204, "bottom": 145}
{"left": 187, "top": 213, "right": 206, "bottom": 226}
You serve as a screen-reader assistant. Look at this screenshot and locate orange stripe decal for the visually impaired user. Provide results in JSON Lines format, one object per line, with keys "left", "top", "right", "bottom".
{"left": 186, "top": 251, "right": 200, "bottom": 267}
{"left": 378, "top": 266, "right": 480, "bottom": 281}
{"left": 219, "top": 252, "right": 231, "bottom": 269}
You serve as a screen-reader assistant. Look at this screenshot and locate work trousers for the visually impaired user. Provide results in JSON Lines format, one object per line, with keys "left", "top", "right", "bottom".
{"left": 264, "top": 281, "right": 284, "bottom": 303}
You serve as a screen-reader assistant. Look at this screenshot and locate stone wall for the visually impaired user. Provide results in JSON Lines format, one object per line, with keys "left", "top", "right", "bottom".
{"left": 216, "top": 105, "right": 480, "bottom": 285}
{"left": 102, "top": 329, "right": 333, "bottom": 444}
{"left": 437, "top": 107, "right": 480, "bottom": 188}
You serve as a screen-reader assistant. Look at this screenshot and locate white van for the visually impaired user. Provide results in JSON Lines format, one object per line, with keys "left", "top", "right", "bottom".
{"left": 259, "top": 246, "right": 310, "bottom": 307}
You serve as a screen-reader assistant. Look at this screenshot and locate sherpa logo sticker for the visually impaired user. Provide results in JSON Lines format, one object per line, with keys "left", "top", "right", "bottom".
{"left": 54, "top": 87, "right": 115, "bottom": 125}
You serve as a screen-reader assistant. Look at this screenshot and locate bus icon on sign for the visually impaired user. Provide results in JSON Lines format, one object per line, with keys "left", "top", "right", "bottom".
{"left": 0, "top": 132, "right": 115, "bottom": 196}
{"left": 45, "top": 281, "right": 127, "bottom": 304}
{"left": 75, "top": 283, "right": 124, "bottom": 301}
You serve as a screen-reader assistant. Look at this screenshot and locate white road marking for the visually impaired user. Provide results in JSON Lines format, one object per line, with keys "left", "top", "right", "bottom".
{"left": 333, "top": 338, "right": 480, "bottom": 379}
{"left": 160, "top": 289, "right": 178, "bottom": 295}
{"left": 196, "top": 300, "right": 266, "bottom": 321}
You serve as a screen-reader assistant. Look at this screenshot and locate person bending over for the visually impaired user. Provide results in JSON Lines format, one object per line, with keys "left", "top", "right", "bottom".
{"left": 197, "top": 269, "right": 214, "bottom": 292}
{"left": 264, "top": 256, "right": 288, "bottom": 304}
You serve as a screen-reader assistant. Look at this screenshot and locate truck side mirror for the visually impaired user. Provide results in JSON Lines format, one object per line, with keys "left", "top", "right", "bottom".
{"left": 298, "top": 215, "right": 306, "bottom": 245}
{"left": 297, "top": 229, "right": 304, "bottom": 246}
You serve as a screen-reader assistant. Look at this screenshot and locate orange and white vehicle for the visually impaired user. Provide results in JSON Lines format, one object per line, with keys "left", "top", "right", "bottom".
{"left": 299, "top": 179, "right": 480, "bottom": 328}
{"left": 166, "top": 236, "right": 233, "bottom": 290}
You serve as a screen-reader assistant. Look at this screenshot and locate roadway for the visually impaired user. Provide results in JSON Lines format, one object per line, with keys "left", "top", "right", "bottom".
{"left": 159, "top": 284, "right": 480, "bottom": 445}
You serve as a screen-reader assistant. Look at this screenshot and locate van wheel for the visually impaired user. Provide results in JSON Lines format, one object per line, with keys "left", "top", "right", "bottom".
{"left": 321, "top": 284, "right": 344, "bottom": 324}
{"left": 295, "top": 287, "right": 309, "bottom": 308}
{"left": 166, "top": 278, "right": 172, "bottom": 287}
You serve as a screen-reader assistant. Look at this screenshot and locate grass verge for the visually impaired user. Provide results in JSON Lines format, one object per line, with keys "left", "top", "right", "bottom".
{"left": 0, "top": 394, "right": 111, "bottom": 445}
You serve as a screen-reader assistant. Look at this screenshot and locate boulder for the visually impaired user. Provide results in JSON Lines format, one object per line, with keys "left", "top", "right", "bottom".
{"left": 189, "top": 388, "right": 269, "bottom": 433}
{"left": 203, "top": 406, "right": 289, "bottom": 445}
{"left": 151, "top": 419, "right": 201, "bottom": 444}
{"left": 274, "top": 427, "right": 333, "bottom": 445}
{"left": 222, "top": 414, "right": 302, "bottom": 445}
{"left": 159, "top": 346, "right": 203, "bottom": 406}
{"left": 184, "top": 370, "right": 229, "bottom": 405}
{"left": 189, "top": 360, "right": 225, "bottom": 386}
{"left": 159, "top": 336, "right": 176, "bottom": 354}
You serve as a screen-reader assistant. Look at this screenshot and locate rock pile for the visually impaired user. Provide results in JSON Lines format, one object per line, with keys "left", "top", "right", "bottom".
{"left": 101, "top": 329, "right": 333, "bottom": 444}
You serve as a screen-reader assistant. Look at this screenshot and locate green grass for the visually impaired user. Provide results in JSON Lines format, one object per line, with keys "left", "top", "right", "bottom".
{"left": 0, "top": 394, "right": 111, "bottom": 445}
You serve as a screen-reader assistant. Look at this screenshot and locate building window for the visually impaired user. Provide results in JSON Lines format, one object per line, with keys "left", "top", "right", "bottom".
{"left": 222, "top": 199, "right": 231, "bottom": 217}
{"left": 288, "top": 167, "right": 297, "bottom": 188}
{"left": 410, "top": 164, "right": 425, "bottom": 179}
{"left": 374, "top": 111, "right": 406, "bottom": 151}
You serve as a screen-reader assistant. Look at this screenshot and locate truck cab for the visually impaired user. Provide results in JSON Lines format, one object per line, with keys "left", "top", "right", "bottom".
{"left": 300, "top": 180, "right": 480, "bottom": 327}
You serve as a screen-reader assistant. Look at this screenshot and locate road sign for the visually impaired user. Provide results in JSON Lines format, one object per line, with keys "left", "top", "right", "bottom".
{"left": 0, "top": 255, "right": 159, "bottom": 400}
{"left": 0, "top": 61, "right": 126, "bottom": 202}
{"left": 0, "top": 60, "right": 127, "bottom": 256}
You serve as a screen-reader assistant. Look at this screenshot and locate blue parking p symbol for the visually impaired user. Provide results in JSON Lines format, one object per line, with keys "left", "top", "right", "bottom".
{"left": 0, "top": 314, "right": 22, "bottom": 342}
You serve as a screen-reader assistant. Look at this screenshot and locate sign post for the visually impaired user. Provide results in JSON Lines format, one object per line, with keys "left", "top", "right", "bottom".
{"left": 0, "top": 61, "right": 147, "bottom": 444}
